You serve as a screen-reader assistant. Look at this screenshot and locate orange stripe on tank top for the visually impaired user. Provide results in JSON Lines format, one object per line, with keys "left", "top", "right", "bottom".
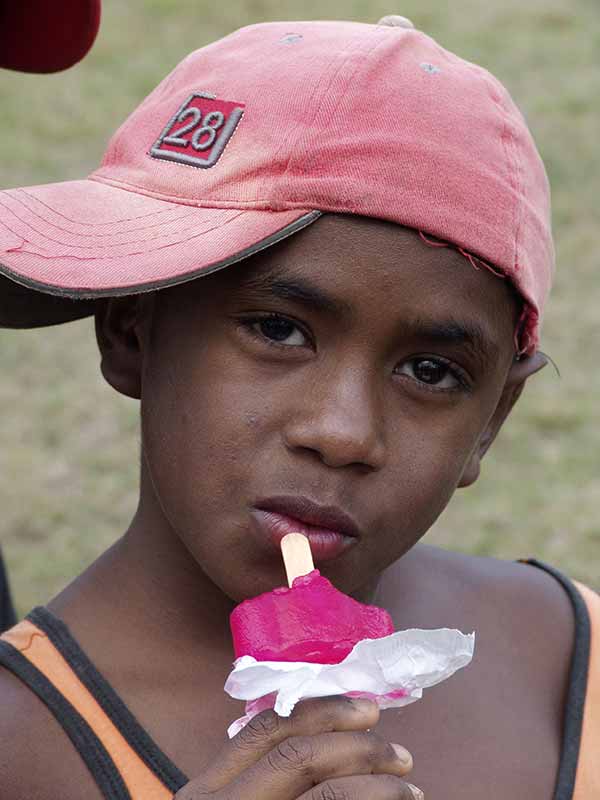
{"left": 573, "top": 582, "right": 600, "bottom": 800}
{"left": 1, "top": 620, "right": 173, "bottom": 800}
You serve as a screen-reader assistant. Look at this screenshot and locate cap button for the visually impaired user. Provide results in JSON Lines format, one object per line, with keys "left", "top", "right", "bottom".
{"left": 377, "top": 15, "right": 416, "bottom": 29}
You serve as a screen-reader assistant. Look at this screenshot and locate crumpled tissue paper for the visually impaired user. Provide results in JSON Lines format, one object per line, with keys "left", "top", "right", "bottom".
{"left": 225, "top": 627, "right": 475, "bottom": 737}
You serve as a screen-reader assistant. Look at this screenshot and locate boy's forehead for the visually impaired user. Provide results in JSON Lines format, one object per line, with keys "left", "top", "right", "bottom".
{"left": 231, "top": 216, "right": 516, "bottom": 308}
{"left": 231, "top": 215, "right": 457, "bottom": 285}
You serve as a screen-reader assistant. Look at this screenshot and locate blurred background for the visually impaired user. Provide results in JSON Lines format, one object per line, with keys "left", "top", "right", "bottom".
{"left": 0, "top": 0, "right": 598, "bottom": 615}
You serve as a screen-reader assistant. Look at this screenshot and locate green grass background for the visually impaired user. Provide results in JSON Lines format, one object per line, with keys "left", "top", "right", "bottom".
{"left": 1, "top": 0, "right": 598, "bottom": 615}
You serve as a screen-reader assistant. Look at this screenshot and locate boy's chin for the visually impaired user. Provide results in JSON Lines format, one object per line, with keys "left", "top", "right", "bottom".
{"left": 194, "top": 539, "right": 403, "bottom": 605}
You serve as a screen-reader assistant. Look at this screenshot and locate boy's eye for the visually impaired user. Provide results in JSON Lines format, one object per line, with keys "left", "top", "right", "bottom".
{"left": 249, "top": 315, "right": 308, "bottom": 346}
{"left": 396, "top": 357, "right": 465, "bottom": 390}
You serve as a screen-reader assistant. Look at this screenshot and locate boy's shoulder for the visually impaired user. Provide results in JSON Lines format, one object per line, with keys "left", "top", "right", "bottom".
{"left": 378, "top": 545, "right": 580, "bottom": 799}
{"left": 385, "top": 542, "right": 581, "bottom": 638}
{"left": 0, "top": 663, "right": 102, "bottom": 800}
{"left": 382, "top": 543, "right": 580, "bottom": 715}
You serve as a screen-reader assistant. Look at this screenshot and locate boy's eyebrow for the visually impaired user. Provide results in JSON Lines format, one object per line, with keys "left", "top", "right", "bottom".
{"left": 239, "top": 273, "right": 352, "bottom": 316}
{"left": 407, "top": 318, "right": 500, "bottom": 366}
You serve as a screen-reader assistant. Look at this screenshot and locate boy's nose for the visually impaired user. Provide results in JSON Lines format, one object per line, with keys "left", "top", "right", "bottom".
{"left": 282, "top": 366, "right": 386, "bottom": 470}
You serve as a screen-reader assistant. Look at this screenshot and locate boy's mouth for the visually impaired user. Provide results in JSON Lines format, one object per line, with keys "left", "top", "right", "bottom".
{"left": 251, "top": 496, "right": 360, "bottom": 562}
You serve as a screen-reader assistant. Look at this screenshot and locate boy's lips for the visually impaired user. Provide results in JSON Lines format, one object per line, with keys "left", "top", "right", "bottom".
{"left": 251, "top": 496, "right": 360, "bottom": 562}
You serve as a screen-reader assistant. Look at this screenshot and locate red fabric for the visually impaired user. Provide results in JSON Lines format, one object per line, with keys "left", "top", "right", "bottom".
{"left": 0, "top": 181, "right": 313, "bottom": 290}
{"left": 0, "top": 0, "right": 101, "bottom": 73}
{"left": 0, "top": 21, "right": 553, "bottom": 350}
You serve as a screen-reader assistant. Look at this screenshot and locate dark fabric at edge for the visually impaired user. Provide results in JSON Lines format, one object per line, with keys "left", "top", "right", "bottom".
{"left": 27, "top": 606, "right": 188, "bottom": 793}
{"left": 523, "top": 558, "right": 591, "bottom": 800}
{"left": 0, "top": 640, "right": 131, "bottom": 800}
{"left": 0, "top": 551, "right": 17, "bottom": 633}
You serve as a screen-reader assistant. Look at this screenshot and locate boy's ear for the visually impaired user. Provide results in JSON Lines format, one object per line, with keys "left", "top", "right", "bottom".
{"left": 94, "top": 295, "right": 152, "bottom": 399}
{"left": 458, "top": 351, "right": 548, "bottom": 488}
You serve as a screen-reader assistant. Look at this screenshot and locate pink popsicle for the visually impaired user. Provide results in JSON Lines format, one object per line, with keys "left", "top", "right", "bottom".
{"left": 230, "top": 568, "right": 394, "bottom": 664}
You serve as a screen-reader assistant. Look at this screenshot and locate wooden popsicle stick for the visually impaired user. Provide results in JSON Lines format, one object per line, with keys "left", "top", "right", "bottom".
{"left": 281, "top": 533, "right": 314, "bottom": 587}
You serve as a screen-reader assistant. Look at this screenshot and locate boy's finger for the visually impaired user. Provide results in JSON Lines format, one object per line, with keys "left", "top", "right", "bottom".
{"left": 198, "top": 696, "right": 381, "bottom": 790}
{"left": 221, "top": 730, "right": 413, "bottom": 800}
{"left": 296, "top": 774, "right": 423, "bottom": 800}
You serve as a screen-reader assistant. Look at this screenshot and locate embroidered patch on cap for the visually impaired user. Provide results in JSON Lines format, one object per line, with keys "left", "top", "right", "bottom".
{"left": 150, "top": 92, "right": 245, "bottom": 168}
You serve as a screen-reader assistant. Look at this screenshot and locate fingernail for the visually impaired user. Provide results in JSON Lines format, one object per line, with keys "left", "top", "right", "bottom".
{"left": 407, "top": 783, "right": 424, "bottom": 800}
{"left": 391, "top": 743, "right": 413, "bottom": 767}
{"left": 350, "top": 697, "right": 377, "bottom": 714}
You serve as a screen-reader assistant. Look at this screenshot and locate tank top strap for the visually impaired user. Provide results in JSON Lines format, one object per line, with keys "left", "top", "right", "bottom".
{"left": 520, "top": 559, "right": 600, "bottom": 800}
{"left": 0, "top": 609, "right": 187, "bottom": 799}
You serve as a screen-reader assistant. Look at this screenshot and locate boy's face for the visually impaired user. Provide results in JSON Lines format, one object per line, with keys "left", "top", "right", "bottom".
{"left": 101, "top": 215, "right": 523, "bottom": 601}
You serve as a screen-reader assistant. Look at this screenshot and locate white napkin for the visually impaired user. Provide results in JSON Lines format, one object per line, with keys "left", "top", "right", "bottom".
{"left": 225, "top": 627, "right": 475, "bottom": 737}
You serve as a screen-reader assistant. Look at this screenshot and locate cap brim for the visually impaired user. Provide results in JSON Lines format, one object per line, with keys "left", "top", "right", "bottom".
{"left": 0, "top": 179, "right": 320, "bottom": 328}
{"left": 0, "top": 0, "right": 101, "bottom": 73}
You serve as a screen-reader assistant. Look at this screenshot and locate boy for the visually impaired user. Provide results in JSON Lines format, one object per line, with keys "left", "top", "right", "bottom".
{"left": 0, "top": 17, "right": 597, "bottom": 800}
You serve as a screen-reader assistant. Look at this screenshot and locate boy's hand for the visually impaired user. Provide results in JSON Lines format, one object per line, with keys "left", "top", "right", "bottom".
{"left": 175, "top": 696, "right": 422, "bottom": 799}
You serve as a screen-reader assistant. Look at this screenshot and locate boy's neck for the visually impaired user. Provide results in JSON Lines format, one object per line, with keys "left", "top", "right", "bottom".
{"left": 49, "top": 502, "right": 234, "bottom": 665}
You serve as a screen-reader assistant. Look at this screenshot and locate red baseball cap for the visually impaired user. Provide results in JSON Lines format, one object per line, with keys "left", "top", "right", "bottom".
{"left": 0, "top": 0, "right": 101, "bottom": 73}
{"left": 0, "top": 19, "right": 553, "bottom": 354}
